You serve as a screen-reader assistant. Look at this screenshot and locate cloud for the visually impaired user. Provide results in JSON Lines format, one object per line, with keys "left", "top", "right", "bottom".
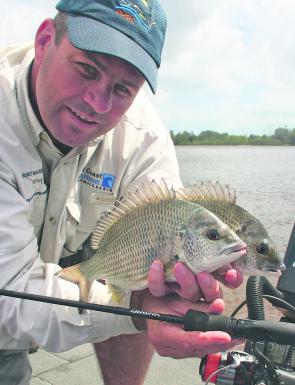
{"left": 156, "top": 0, "right": 295, "bottom": 134}
{"left": 0, "top": 1, "right": 57, "bottom": 45}
{"left": 1, "top": 0, "right": 295, "bottom": 134}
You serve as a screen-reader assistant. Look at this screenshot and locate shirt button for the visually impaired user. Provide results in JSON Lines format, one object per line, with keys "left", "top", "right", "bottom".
{"left": 49, "top": 216, "right": 56, "bottom": 225}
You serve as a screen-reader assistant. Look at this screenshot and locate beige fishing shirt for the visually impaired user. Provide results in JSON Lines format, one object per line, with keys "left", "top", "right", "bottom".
{"left": 0, "top": 43, "right": 182, "bottom": 351}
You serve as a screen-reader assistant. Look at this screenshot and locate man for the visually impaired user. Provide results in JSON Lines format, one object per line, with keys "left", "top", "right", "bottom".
{"left": 0, "top": 1, "right": 243, "bottom": 384}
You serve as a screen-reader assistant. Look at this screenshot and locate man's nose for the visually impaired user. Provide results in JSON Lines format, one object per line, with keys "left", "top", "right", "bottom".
{"left": 83, "top": 83, "right": 113, "bottom": 114}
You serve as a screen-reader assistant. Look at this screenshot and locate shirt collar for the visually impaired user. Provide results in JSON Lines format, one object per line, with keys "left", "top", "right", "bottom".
{"left": 14, "top": 47, "right": 44, "bottom": 146}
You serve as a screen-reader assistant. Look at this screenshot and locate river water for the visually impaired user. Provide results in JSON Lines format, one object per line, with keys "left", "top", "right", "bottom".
{"left": 175, "top": 145, "right": 295, "bottom": 254}
{"left": 175, "top": 145, "right": 295, "bottom": 318}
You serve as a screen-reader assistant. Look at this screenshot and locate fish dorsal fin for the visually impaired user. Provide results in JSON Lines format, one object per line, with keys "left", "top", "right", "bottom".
{"left": 91, "top": 179, "right": 176, "bottom": 249}
{"left": 176, "top": 181, "right": 237, "bottom": 204}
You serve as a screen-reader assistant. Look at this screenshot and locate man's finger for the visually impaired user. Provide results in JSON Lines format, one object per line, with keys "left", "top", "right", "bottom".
{"left": 197, "top": 272, "right": 223, "bottom": 302}
{"left": 148, "top": 320, "right": 232, "bottom": 359}
{"left": 172, "top": 262, "right": 202, "bottom": 301}
{"left": 212, "top": 268, "right": 243, "bottom": 288}
{"left": 147, "top": 260, "right": 168, "bottom": 297}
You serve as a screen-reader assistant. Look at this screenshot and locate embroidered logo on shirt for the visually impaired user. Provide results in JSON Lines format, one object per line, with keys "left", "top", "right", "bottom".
{"left": 22, "top": 168, "right": 47, "bottom": 201}
{"left": 22, "top": 168, "right": 43, "bottom": 180}
{"left": 101, "top": 174, "right": 115, "bottom": 189}
{"left": 79, "top": 168, "right": 115, "bottom": 191}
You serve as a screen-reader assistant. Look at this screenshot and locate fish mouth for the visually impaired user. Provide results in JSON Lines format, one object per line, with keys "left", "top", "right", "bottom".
{"left": 263, "top": 262, "right": 286, "bottom": 273}
{"left": 220, "top": 242, "right": 248, "bottom": 259}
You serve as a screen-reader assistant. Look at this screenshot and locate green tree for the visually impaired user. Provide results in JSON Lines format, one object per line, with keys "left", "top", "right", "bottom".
{"left": 169, "top": 128, "right": 295, "bottom": 146}
{"left": 289, "top": 129, "right": 295, "bottom": 145}
{"left": 273, "top": 127, "right": 290, "bottom": 144}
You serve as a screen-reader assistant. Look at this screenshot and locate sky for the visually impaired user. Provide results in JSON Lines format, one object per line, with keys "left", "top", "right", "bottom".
{"left": 1, "top": 0, "right": 295, "bottom": 135}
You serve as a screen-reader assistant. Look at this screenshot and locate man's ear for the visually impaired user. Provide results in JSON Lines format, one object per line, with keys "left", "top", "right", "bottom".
{"left": 34, "top": 19, "right": 56, "bottom": 64}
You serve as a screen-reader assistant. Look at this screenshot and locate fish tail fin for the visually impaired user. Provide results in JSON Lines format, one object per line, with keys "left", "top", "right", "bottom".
{"left": 55, "top": 264, "right": 92, "bottom": 313}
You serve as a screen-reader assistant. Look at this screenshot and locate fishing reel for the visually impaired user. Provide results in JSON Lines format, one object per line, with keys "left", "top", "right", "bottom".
{"left": 196, "top": 290, "right": 295, "bottom": 385}
{"left": 197, "top": 276, "right": 295, "bottom": 385}
{"left": 198, "top": 288, "right": 295, "bottom": 385}
{"left": 200, "top": 350, "right": 257, "bottom": 385}
{"left": 199, "top": 342, "right": 295, "bottom": 385}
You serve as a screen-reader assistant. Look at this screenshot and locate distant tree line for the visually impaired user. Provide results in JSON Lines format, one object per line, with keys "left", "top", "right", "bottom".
{"left": 170, "top": 127, "right": 295, "bottom": 145}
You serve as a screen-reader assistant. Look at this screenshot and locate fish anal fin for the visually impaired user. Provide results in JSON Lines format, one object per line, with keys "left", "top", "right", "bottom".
{"left": 108, "top": 284, "right": 126, "bottom": 304}
{"left": 107, "top": 257, "right": 180, "bottom": 304}
{"left": 55, "top": 264, "right": 92, "bottom": 313}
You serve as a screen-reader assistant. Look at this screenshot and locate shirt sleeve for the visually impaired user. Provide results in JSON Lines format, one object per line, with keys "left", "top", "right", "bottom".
{"left": 0, "top": 161, "right": 138, "bottom": 353}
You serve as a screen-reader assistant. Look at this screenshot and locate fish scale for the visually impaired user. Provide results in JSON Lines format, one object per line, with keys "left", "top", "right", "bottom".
{"left": 56, "top": 180, "right": 247, "bottom": 304}
{"left": 83, "top": 199, "right": 195, "bottom": 285}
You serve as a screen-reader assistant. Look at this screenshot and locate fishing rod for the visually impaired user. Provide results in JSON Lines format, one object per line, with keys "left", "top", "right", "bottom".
{"left": 1, "top": 287, "right": 295, "bottom": 345}
{"left": 0, "top": 288, "right": 183, "bottom": 324}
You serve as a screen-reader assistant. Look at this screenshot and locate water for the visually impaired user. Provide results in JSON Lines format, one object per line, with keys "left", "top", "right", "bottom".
{"left": 174, "top": 145, "right": 295, "bottom": 331}
{"left": 175, "top": 145, "right": 295, "bottom": 254}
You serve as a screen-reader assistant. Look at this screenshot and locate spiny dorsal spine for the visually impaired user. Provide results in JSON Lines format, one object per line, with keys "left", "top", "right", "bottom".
{"left": 176, "top": 181, "right": 236, "bottom": 204}
{"left": 91, "top": 179, "right": 177, "bottom": 250}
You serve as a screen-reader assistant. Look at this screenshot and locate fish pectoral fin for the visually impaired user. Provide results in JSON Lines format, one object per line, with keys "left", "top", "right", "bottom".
{"left": 55, "top": 264, "right": 92, "bottom": 313}
{"left": 108, "top": 284, "right": 126, "bottom": 304}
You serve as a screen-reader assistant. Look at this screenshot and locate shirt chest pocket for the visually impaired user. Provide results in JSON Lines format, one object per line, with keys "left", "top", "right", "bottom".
{"left": 27, "top": 193, "right": 47, "bottom": 228}
{"left": 72, "top": 192, "right": 117, "bottom": 234}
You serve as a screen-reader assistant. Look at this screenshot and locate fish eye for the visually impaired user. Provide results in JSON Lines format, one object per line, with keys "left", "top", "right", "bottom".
{"left": 207, "top": 229, "right": 220, "bottom": 241}
{"left": 256, "top": 242, "right": 269, "bottom": 255}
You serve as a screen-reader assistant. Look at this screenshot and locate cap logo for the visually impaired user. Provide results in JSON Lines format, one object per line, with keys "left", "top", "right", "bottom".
{"left": 115, "top": 9, "right": 135, "bottom": 23}
{"left": 115, "top": 0, "right": 156, "bottom": 30}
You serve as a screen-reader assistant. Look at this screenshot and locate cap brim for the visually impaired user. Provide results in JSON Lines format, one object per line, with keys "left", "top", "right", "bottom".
{"left": 67, "top": 15, "right": 157, "bottom": 93}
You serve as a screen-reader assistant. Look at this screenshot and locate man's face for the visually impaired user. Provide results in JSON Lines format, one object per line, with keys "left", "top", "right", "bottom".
{"left": 33, "top": 20, "right": 145, "bottom": 148}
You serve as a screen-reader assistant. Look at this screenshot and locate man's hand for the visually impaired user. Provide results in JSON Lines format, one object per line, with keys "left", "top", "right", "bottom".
{"left": 143, "top": 293, "right": 242, "bottom": 358}
{"left": 131, "top": 260, "right": 244, "bottom": 358}
{"left": 148, "top": 260, "right": 243, "bottom": 302}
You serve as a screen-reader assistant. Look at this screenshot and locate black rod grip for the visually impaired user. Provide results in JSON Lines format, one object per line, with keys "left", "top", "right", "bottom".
{"left": 184, "top": 310, "right": 295, "bottom": 344}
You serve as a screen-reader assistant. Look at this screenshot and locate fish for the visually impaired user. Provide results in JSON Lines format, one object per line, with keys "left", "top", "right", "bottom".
{"left": 177, "top": 181, "right": 285, "bottom": 274}
{"left": 56, "top": 180, "right": 247, "bottom": 304}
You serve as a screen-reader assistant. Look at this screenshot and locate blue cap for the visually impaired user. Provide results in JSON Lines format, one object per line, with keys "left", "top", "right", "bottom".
{"left": 55, "top": 0, "right": 167, "bottom": 93}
